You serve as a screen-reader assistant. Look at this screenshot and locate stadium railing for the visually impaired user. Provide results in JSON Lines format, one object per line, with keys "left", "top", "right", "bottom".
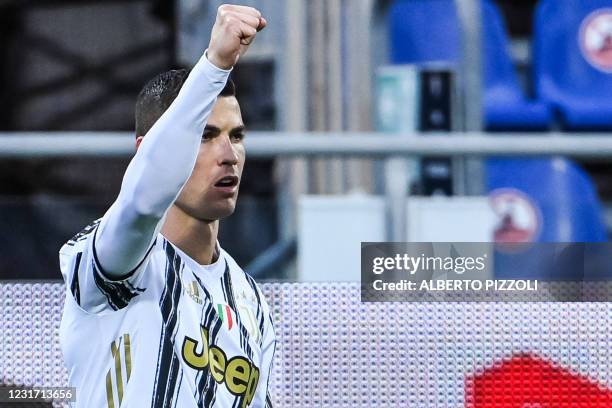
{"left": 2, "top": 132, "right": 612, "bottom": 158}
{"left": 2, "top": 131, "right": 612, "bottom": 243}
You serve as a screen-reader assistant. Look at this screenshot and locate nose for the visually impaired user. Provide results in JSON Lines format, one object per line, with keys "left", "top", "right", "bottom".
{"left": 217, "top": 134, "right": 239, "bottom": 166}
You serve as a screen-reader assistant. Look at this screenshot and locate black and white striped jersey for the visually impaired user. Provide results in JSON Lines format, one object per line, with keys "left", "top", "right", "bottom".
{"left": 59, "top": 220, "right": 276, "bottom": 408}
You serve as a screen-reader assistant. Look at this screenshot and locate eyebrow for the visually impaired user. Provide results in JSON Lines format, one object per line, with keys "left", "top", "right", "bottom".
{"left": 204, "top": 125, "right": 246, "bottom": 134}
{"left": 230, "top": 125, "right": 246, "bottom": 135}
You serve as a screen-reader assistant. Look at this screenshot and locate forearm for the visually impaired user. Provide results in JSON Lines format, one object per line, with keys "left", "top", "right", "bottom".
{"left": 95, "top": 53, "right": 231, "bottom": 278}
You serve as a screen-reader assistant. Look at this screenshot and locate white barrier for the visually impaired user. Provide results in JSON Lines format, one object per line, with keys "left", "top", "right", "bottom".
{"left": 2, "top": 282, "right": 612, "bottom": 407}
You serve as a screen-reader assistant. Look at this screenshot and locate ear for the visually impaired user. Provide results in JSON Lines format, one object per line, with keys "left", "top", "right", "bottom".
{"left": 135, "top": 135, "right": 144, "bottom": 150}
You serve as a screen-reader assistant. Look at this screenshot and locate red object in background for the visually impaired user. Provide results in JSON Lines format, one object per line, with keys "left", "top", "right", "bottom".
{"left": 466, "top": 354, "right": 612, "bottom": 407}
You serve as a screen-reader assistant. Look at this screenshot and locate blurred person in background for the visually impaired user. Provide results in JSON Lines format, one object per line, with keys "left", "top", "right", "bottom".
{"left": 57, "top": 5, "right": 275, "bottom": 407}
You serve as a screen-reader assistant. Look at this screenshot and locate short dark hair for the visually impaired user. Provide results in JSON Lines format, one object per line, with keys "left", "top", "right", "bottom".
{"left": 135, "top": 69, "right": 236, "bottom": 136}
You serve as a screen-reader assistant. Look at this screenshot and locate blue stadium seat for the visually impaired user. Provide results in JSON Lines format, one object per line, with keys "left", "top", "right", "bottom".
{"left": 482, "top": 0, "right": 551, "bottom": 130}
{"left": 389, "top": 0, "right": 551, "bottom": 130}
{"left": 534, "top": 0, "right": 612, "bottom": 129}
{"left": 486, "top": 158, "right": 607, "bottom": 242}
{"left": 484, "top": 2, "right": 606, "bottom": 244}
{"left": 487, "top": 158, "right": 608, "bottom": 280}
{"left": 389, "top": 1, "right": 608, "bottom": 281}
{"left": 389, "top": 0, "right": 461, "bottom": 65}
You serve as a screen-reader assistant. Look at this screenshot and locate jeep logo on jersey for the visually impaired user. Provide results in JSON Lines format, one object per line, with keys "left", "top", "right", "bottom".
{"left": 182, "top": 325, "right": 260, "bottom": 407}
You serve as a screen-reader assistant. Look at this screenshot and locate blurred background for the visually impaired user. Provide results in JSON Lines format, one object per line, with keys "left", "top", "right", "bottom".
{"left": 6, "top": 2, "right": 612, "bottom": 406}
{"left": 1, "top": 0, "right": 612, "bottom": 282}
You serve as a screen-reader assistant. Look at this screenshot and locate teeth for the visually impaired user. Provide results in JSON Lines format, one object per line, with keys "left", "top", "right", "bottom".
{"left": 218, "top": 178, "right": 234, "bottom": 186}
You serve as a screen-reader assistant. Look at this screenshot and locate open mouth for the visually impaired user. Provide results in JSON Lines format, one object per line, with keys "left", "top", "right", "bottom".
{"left": 214, "top": 175, "right": 239, "bottom": 188}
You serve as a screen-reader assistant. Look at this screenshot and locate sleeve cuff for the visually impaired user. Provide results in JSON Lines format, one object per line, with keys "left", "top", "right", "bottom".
{"left": 197, "top": 49, "right": 233, "bottom": 80}
{"left": 92, "top": 224, "right": 154, "bottom": 283}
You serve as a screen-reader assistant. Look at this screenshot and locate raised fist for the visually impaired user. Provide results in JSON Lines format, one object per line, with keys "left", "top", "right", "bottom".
{"left": 207, "top": 4, "right": 267, "bottom": 70}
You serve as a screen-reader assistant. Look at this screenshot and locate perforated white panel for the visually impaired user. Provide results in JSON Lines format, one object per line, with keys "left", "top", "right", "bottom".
{"left": 2, "top": 282, "right": 612, "bottom": 407}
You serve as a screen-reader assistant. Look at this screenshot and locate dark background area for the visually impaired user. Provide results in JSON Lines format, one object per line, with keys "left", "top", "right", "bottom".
{"left": 0, "top": 0, "right": 277, "bottom": 278}
{"left": 495, "top": 0, "right": 538, "bottom": 36}
{"left": 0, "top": 0, "right": 605, "bottom": 278}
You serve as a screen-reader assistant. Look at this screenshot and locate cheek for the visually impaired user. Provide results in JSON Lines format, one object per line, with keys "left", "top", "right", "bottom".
{"left": 192, "top": 152, "right": 215, "bottom": 180}
{"left": 182, "top": 162, "right": 211, "bottom": 194}
{"left": 178, "top": 177, "right": 199, "bottom": 202}
{"left": 237, "top": 149, "right": 246, "bottom": 173}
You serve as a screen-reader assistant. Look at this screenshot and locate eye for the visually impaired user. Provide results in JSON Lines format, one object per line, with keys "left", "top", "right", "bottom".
{"left": 231, "top": 132, "right": 245, "bottom": 142}
{"left": 202, "top": 131, "right": 214, "bottom": 142}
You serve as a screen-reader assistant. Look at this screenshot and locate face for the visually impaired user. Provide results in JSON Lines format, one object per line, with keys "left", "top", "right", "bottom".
{"left": 184, "top": 96, "right": 246, "bottom": 221}
{"left": 139, "top": 96, "right": 246, "bottom": 222}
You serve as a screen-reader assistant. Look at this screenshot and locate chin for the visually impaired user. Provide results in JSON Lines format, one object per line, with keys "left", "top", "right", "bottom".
{"left": 214, "top": 207, "right": 236, "bottom": 220}
{"left": 201, "top": 201, "right": 237, "bottom": 221}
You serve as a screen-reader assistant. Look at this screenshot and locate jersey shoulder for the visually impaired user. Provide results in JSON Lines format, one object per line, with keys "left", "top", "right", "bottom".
{"left": 60, "top": 218, "right": 101, "bottom": 255}
{"left": 58, "top": 218, "right": 161, "bottom": 314}
{"left": 58, "top": 219, "right": 101, "bottom": 286}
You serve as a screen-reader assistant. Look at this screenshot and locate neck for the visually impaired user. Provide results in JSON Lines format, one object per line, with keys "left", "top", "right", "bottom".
{"left": 161, "top": 205, "right": 219, "bottom": 265}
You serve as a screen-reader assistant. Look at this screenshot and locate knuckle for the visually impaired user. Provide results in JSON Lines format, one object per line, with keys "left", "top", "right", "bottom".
{"left": 217, "top": 5, "right": 231, "bottom": 19}
{"left": 247, "top": 6, "right": 261, "bottom": 17}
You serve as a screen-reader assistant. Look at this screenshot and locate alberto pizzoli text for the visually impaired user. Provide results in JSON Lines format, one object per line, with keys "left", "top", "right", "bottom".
{"left": 372, "top": 279, "right": 538, "bottom": 292}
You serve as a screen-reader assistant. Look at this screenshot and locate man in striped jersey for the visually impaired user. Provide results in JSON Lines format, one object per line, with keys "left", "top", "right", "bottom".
{"left": 58, "top": 5, "right": 275, "bottom": 407}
